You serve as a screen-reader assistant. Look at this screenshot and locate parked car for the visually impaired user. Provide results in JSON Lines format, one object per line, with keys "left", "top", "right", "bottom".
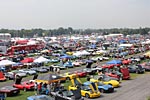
{"left": 27, "top": 95, "right": 54, "bottom": 100}
{"left": 19, "top": 69, "right": 36, "bottom": 75}
{"left": 72, "top": 61, "right": 81, "bottom": 67}
{"left": 30, "top": 68, "right": 48, "bottom": 73}
{"left": 51, "top": 89, "right": 84, "bottom": 100}
{"left": 82, "top": 68, "right": 96, "bottom": 75}
{"left": 0, "top": 72, "right": 6, "bottom": 81}
{"left": 63, "top": 61, "right": 74, "bottom": 68}
{"left": 0, "top": 86, "right": 20, "bottom": 97}
{"left": 74, "top": 70, "right": 87, "bottom": 77}
{"left": 10, "top": 71, "right": 27, "bottom": 77}
{"left": 141, "top": 62, "right": 150, "bottom": 71}
{"left": 96, "top": 82, "right": 114, "bottom": 93}
{"left": 13, "top": 77, "right": 35, "bottom": 91}
{"left": 40, "top": 66, "right": 50, "bottom": 71}
{"left": 128, "top": 65, "right": 145, "bottom": 74}
{"left": 90, "top": 75, "right": 120, "bottom": 88}
{"left": 4, "top": 72, "right": 14, "bottom": 80}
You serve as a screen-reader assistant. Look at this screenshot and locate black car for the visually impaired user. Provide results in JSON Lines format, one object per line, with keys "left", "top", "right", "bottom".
{"left": 0, "top": 86, "right": 20, "bottom": 97}
{"left": 82, "top": 68, "right": 96, "bottom": 75}
{"left": 128, "top": 65, "right": 145, "bottom": 74}
{"left": 51, "top": 89, "right": 84, "bottom": 100}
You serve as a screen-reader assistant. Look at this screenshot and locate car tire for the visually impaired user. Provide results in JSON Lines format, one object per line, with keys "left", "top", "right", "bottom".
{"left": 136, "top": 70, "right": 138, "bottom": 74}
{"left": 108, "top": 83, "right": 112, "bottom": 86}
{"left": 66, "top": 77, "right": 70, "bottom": 80}
{"left": 100, "top": 89, "right": 104, "bottom": 93}
{"left": 85, "top": 93, "right": 90, "bottom": 98}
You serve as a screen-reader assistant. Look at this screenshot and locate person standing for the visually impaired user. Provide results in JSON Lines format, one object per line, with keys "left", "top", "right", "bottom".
{"left": 34, "top": 82, "right": 38, "bottom": 95}
{"left": 57, "top": 68, "right": 60, "bottom": 74}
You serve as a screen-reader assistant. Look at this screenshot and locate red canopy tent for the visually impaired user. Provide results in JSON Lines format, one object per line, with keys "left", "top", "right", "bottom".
{"left": 21, "top": 58, "right": 34, "bottom": 63}
{"left": 16, "top": 40, "right": 29, "bottom": 45}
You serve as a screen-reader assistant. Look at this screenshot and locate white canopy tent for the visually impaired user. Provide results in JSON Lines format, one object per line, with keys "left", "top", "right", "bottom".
{"left": 0, "top": 60, "right": 16, "bottom": 66}
{"left": 34, "top": 56, "right": 50, "bottom": 63}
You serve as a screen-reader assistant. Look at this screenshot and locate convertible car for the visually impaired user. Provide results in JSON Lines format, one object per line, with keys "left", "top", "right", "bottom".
{"left": 51, "top": 89, "right": 84, "bottom": 100}
{"left": 13, "top": 77, "right": 35, "bottom": 91}
{"left": 0, "top": 86, "right": 20, "bottom": 97}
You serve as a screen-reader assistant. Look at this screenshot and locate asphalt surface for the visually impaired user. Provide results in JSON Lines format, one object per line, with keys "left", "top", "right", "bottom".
{"left": 84, "top": 73, "right": 150, "bottom": 100}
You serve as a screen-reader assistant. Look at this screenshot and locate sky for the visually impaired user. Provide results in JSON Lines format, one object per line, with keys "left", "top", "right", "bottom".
{"left": 0, "top": 0, "right": 149, "bottom": 29}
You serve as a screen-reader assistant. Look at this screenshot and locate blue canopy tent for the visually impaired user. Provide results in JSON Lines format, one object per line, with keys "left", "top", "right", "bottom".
{"left": 106, "top": 60, "right": 122, "bottom": 65}
{"left": 60, "top": 54, "right": 72, "bottom": 59}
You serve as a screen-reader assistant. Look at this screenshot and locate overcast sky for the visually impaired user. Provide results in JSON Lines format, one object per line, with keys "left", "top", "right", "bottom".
{"left": 0, "top": 0, "right": 149, "bottom": 29}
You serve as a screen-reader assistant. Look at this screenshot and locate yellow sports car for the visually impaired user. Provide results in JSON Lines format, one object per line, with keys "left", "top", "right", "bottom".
{"left": 60, "top": 72, "right": 77, "bottom": 80}
{"left": 68, "top": 78, "right": 100, "bottom": 98}
{"left": 90, "top": 75, "right": 120, "bottom": 88}
{"left": 66, "top": 52, "right": 73, "bottom": 55}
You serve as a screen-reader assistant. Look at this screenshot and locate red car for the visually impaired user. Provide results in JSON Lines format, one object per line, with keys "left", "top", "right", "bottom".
{"left": 122, "top": 59, "right": 131, "bottom": 65}
{"left": 74, "top": 70, "right": 87, "bottom": 77}
{"left": 0, "top": 72, "right": 6, "bottom": 81}
{"left": 141, "top": 62, "right": 150, "bottom": 71}
{"left": 13, "top": 77, "right": 35, "bottom": 91}
{"left": 104, "top": 66, "right": 130, "bottom": 80}
{"left": 0, "top": 86, "right": 20, "bottom": 97}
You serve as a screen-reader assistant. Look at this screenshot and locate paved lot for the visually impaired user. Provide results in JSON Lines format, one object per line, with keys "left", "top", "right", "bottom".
{"left": 85, "top": 73, "right": 150, "bottom": 100}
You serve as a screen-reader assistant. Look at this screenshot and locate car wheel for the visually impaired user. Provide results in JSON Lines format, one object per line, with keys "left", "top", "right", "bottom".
{"left": 85, "top": 93, "right": 90, "bottom": 98}
{"left": 108, "top": 83, "right": 112, "bottom": 86}
{"left": 66, "top": 77, "right": 70, "bottom": 80}
{"left": 136, "top": 70, "right": 138, "bottom": 74}
{"left": 100, "top": 89, "right": 104, "bottom": 93}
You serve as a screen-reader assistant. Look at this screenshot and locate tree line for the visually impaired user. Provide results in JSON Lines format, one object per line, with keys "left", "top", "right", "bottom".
{"left": 0, "top": 27, "right": 149, "bottom": 37}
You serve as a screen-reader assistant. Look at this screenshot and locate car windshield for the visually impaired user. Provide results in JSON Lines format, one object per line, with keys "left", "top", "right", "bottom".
{"left": 82, "top": 85, "right": 91, "bottom": 91}
{"left": 97, "top": 82, "right": 104, "bottom": 86}
{"left": 62, "top": 91, "right": 73, "bottom": 97}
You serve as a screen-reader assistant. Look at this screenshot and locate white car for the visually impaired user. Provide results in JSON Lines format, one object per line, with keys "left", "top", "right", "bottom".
{"left": 19, "top": 69, "right": 36, "bottom": 75}
{"left": 9, "top": 71, "right": 27, "bottom": 77}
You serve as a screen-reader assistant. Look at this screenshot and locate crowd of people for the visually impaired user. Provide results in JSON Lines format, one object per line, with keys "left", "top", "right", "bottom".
{"left": 34, "top": 81, "right": 62, "bottom": 95}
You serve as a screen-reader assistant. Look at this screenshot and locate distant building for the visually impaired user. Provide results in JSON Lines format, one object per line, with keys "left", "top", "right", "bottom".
{"left": 0, "top": 33, "right": 11, "bottom": 41}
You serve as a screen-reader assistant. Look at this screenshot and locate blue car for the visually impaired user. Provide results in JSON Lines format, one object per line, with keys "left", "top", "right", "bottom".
{"left": 97, "top": 82, "right": 114, "bottom": 93}
{"left": 49, "top": 59, "right": 60, "bottom": 63}
{"left": 27, "top": 95, "right": 54, "bottom": 100}
{"left": 63, "top": 61, "right": 74, "bottom": 68}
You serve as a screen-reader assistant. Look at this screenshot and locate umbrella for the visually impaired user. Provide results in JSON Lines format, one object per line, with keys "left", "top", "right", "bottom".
{"left": 21, "top": 58, "right": 34, "bottom": 63}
